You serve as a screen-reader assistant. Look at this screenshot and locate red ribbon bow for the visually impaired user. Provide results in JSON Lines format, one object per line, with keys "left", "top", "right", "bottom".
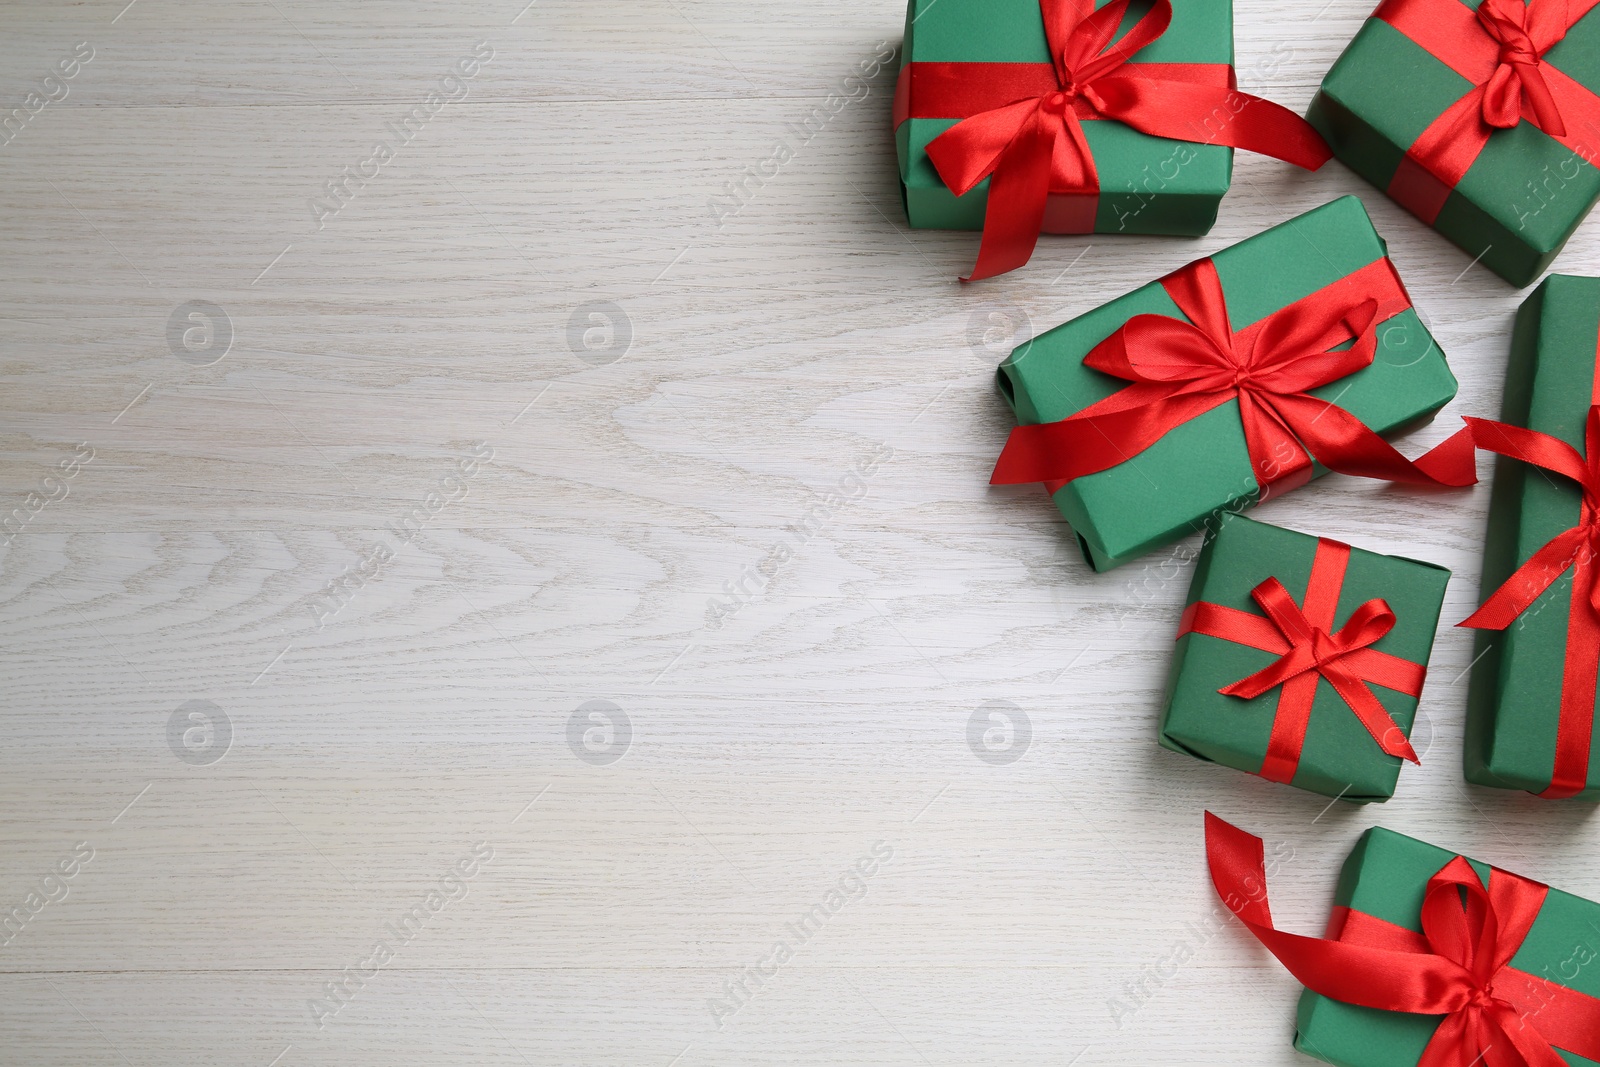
{"left": 1459, "top": 407, "right": 1600, "bottom": 798}
{"left": 1205, "top": 813, "right": 1600, "bottom": 1067}
{"left": 1179, "top": 538, "right": 1426, "bottom": 783}
{"left": 896, "top": 0, "right": 1331, "bottom": 280}
{"left": 990, "top": 255, "right": 1480, "bottom": 497}
{"left": 1375, "top": 0, "right": 1600, "bottom": 224}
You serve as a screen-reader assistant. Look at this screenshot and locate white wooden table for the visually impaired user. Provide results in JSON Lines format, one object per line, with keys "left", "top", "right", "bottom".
{"left": 3, "top": 1, "right": 1598, "bottom": 1064}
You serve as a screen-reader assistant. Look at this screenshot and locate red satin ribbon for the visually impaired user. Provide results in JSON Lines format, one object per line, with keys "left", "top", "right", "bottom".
{"left": 895, "top": 0, "right": 1332, "bottom": 280}
{"left": 990, "top": 254, "right": 1480, "bottom": 497}
{"left": 1205, "top": 813, "right": 1600, "bottom": 1067}
{"left": 1374, "top": 0, "right": 1600, "bottom": 225}
{"left": 1178, "top": 537, "right": 1426, "bottom": 784}
{"left": 1460, "top": 405, "right": 1600, "bottom": 799}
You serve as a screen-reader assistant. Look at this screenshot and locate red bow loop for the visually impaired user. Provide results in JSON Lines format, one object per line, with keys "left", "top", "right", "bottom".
{"left": 1218, "top": 580, "right": 1397, "bottom": 698}
{"left": 1050, "top": 0, "right": 1164, "bottom": 89}
{"left": 1246, "top": 295, "right": 1382, "bottom": 392}
{"left": 1085, "top": 315, "right": 1236, "bottom": 387}
{"left": 1205, "top": 815, "right": 1597, "bottom": 1067}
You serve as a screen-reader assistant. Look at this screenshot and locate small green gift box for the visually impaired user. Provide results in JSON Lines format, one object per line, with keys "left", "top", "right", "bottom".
{"left": 892, "top": 0, "right": 1330, "bottom": 278}
{"left": 993, "top": 196, "right": 1461, "bottom": 572}
{"left": 1160, "top": 514, "right": 1450, "bottom": 801}
{"left": 1295, "top": 826, "right": 1600, "bottom": 1066}
{"left": 1308, "top": 0, "right": 1600, "bottom": 287}
{"left": 1464, "top": 273, "right": 1600, "bottom": 798}
{"left": 895, "top": 0, "right": 1235, "bottom": 238}
{"left": 1206, "top": 814, "right": 1600, "bottom": 1067}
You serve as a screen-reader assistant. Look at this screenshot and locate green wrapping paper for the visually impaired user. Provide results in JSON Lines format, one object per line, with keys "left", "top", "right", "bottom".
{"left": 894, "top": 0, "right": 1235, "bottom": 236}
{"left": 1160, "top": 514, "right": 1450, "bottom": 801}
{"left": 1465, "top": 273, "right": 1600, "bottom": 798}
{"left": 996, "top": 195, "right": 1458, "bottom": 572}
{"left": 1294, "top": 826, "right": 1600, "bottom": 1067}
{"left": 1307, "top": 0, "right": 1600, "bottom": 287}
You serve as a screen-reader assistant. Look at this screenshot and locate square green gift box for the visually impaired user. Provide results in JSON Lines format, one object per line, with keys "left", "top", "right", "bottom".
{"left": 1464, "top": 273, "right": 1600, "bottom": 799}
{"left": 892, "top": 0, "right": 1330, "bottom": 278}
{"left": 1205, "top": 813, "right": 1600, "bottom": 1067}
{"left": 992, "top": 195, "right": 1465, "bottom": 572}
{"left": 1160, "top": 514, "right": 1451, "bottom": 802}
{"left": 1308, "top": 0, "right": 1600, "bottom": 287}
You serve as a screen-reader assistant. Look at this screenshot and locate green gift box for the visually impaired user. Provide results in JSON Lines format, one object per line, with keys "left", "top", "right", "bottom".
{"left": 1465, "top": 273, "right": 1600, "bottom": 798}
{"left": 1159, "top": 514, "right": 1450, "bottom": 801}
{"left": 894, "top": 0, "right": 1235, "bottom": 237}
{"left": 1292, "top": 825, "right": 1600, "bottom": 1066}
{"left": 995, "top": 195, "right": 1459, "bottom": 572}
{"left": 1307, "top": 0, "right": 1600, "bottom": 287}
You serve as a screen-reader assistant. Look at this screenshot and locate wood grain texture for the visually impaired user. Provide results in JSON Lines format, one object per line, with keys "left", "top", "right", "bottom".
{"left": 3, "top": 1, "right": 1599, "bottom": 1064}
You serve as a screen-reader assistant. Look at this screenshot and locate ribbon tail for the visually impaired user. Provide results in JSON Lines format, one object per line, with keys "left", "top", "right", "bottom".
{"left": 1460, "top": 528, "right": 1585, "bottom": 630}
{"left": 1273, "top": 398, "right": 1479, "bottom": 487}
{"left": 1203, "top": 814, "right": 1474, "bottom": 1014}
{"left": 1414, "top": 1013, "right": 1478, "bottom": 1067}
{"left": 1469, "top": 1003, "right": 1575, "bottom": 1067}
{"left": 1322, "top": 669, "right": 1419, "bottom": 763}
{"left": 1465, "top": 416, "right": 1592, "bottom": 484}
{"left": 1218, "top": 650, "right": 1309, "bottom": 700}
{"left": 963, "top": 111, "right": 1057, "bottom": 282}
{"left": 990, "top": 390, "right": 1230, "bottom": 485}
{"left": 1092, "top": 77, "right": 1332, "bottom": 169}
{"left": 1518, "top": 65, "right": 1567, "bottom": 139}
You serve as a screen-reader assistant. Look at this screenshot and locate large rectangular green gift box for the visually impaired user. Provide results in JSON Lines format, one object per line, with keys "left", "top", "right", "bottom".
{"left": 1308, "top": 0, "right": 1600, "bottom": 287}
{"left": 1159, "top": 514, "right": 1450, "bottom": 801}
{"left": 1294, "top": 825, "right": 1600, "bottom": 1067}
{"left": 1465, "top": 273, "right": 1600, "bottom": 798}
{"left": 894, "top": 0, "right": 1235, "bottom": 236}
{"left": 996, "top": 195, "right": 1458, "bottom": 571}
